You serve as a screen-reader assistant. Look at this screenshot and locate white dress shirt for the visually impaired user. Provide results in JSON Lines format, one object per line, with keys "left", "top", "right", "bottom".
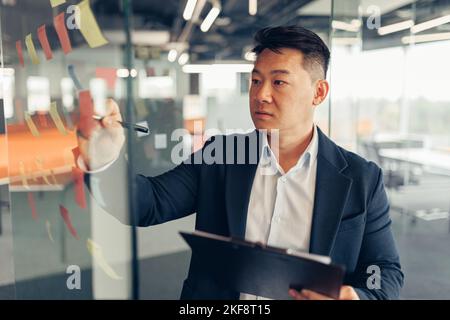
{"left": 240, "top": 125, "right": 319, "bottom": 300}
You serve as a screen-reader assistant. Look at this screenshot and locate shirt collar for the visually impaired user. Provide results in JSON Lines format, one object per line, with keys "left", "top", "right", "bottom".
{"left": 261, "top": 124, "right": 319, "bottom": 174}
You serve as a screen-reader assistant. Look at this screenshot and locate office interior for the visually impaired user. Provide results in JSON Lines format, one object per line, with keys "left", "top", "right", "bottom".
{"left": 0, "top": 0, "right": 449, "bottom": 299}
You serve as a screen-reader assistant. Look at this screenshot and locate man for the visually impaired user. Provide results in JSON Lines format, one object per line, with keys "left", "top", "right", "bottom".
{"left": 78, "top": 26, "right": 404, "bottom": 300}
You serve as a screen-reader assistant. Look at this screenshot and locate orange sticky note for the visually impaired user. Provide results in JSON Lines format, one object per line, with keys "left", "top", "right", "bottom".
{"left": 16, "top": 41, "right": 25, "bottom": 67}
{"left": 37, "top": 25, "right": 53, "bottom": 60}
{"left": 25, "top": 34, "right": 40, "bottom": 65}
{"left": 50, "top": 0, "right": 66, "bottom": 8}
{"left": 54, "top": 12, "right": 72, "bottom": 54}
{"left": 76, "top": 0, "right": 108, "bottom": 48}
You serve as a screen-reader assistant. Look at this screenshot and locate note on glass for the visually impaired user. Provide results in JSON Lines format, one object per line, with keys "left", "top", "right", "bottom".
{"left": 27, "top": 192, "right": 38, "bottom": 220}
{"left": 87, "top": 239, "right": 122, "bottom": 280}
{"left": 16, "top": 41, "right": 25, "bottom": 67}
{"left": 46, "top": 220, "right": 55, "bottom": 242}
{"left": 49, "top": 102, "right": 68, "bottom": 135}
{"left": 54, "top": 12, "right": 72, "bottom": 54}
{"left": 76, "top": 0, "right": 108, "bottom": 48}
{"left": 35, "top": 157, "right": 52, "bottom": 185}
{"left": 72, "top": 166, "right": 87, "bottom": 209}
{"left": 19, "top": 161, "right": 29, "bottom": 190}
{"left": 37, "top": 25, "right": 53, "bottom": 60}
{"left": 24, "top": 112, "right": 40, "bottom": 137}
{"left": 25, "top": 34, "right": 40, "bottom": 65}
{"left": 78, "top": 90, "right": 96, "bottom": 138}
{"left": 50, "top": 0, "right": 66, "bottom": 8}
{"left": 59, "top": 205, "right": 79, "bottom": 240}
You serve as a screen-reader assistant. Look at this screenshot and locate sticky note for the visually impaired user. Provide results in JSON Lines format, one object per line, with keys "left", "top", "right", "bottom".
{"left": 54, "top": 12, "right": 72, "bottom": 54}
{"left": 24, "top": 112, "right": 40, "bottom": 137}
{"left": 87, "top": 239, "right": 122, "bottom": 280}
{"left": 78, "top": 90, "right": 96, "bottom": 138}
{"left": 46, "top": 220, "right": 55, "bottom": 242}
{"left": 27, "top": 192, "right": 38, "bottom": 220}
{"left": 76, "top": 0, "right": 108, "bottom": 48}
{"left": 59, "top": 205, "right": 79, "bottom": 240}
{"left": 25, "top": 34, "right": 40, "bottom": 65}
{"left": 72, "top": 166, "right": 87, "bottom": 209}
{"left": 68, "top": 65, "right": 83, "bottom": 91}
{"left": 16, "top": 41, "right": 25, "bottom": 67}
{"left": 37, "top": 112, "right": 49, "bottom": 128}
{"left": 35, "top": 157, "right": 51, "bottom": 185}
{"left": 37, "top": 25, "right": 53, "bottom": 60}
{"left": 49, "top": 102, "right": 67, "bottom": 135}
{"left": 50, "top": 0, "right": 66, "bottom": 8}
{"left": 19, "top": 162, "right": 29, "bottom": 189}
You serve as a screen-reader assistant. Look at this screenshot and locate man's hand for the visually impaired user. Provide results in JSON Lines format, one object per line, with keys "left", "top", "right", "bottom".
{"left": 288, "top": 285, "right": 360, "bottom": 300}
{"left": 77, "top": 99, "right": 125, "bottom": 171}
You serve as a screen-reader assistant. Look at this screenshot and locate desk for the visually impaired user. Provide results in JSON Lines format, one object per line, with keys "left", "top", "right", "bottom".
{"left": 379, "top": 148, "right": 450, "bottom": 173}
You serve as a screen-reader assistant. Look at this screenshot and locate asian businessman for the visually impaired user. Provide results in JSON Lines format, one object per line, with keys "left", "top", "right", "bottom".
{"left": 76, "top": 25, "right": 404, "bottom": 300}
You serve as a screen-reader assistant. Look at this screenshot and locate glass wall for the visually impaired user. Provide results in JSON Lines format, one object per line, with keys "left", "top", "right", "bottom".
{"left": 0, "top": 0, "right": 449, "bottom": 300}
{"left": 331, "top": 0, "right": 450, "bottom": 299}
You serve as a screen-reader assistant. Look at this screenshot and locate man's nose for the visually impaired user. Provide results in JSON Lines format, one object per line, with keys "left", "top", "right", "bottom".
{"left": 255, "top": 81, "right": 273, "bottom": 104}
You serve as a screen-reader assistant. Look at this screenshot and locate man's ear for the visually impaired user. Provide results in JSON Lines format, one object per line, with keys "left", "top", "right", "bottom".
{"left": 312, "top": 80, "right": 330, "bottom": 106}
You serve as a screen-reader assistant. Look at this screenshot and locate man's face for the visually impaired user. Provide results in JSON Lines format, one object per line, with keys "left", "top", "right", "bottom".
{"left": 249, "top": 48, "right": 317, "bottom": 133}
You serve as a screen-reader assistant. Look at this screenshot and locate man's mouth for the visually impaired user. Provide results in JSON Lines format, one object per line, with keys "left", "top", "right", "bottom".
{"left": 254, "top": 111, "right": 274, "bottom": 119}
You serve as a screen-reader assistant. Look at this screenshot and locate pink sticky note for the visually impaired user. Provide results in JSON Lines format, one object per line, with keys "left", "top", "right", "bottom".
{"left": 59, "top": 205, "right": 79, "bottom": 240}
{"left": 54, "top": 12, "right": 72, "bottom": 54}
{"left": 95, "top": 68, "right": 117, "bottom": 90}
{"left": 78, "top": 90, "right": 96, "bottom": 138}
{"left": 16, "top": 41, "right": 25, "bottom": 67}
{"left": 37, "top": 25, "right": 53, "bottom": 60}
{"left": 27, "top": 192, "right": 38, "bottom": 220}
{"left": 72, "top": 166, "right": 87, "bottom": 209}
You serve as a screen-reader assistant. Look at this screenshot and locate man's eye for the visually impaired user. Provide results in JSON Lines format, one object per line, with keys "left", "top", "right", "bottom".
{"left": 251, "top": 79, "right": 261, "bottom": 85}
{"left": 274, "top": 80, "right": 286, "bottom": 86}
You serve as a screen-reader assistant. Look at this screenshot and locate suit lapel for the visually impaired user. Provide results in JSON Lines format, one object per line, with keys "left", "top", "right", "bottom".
{"left": 309, "top": 129, "right": 353, "bottom": 256}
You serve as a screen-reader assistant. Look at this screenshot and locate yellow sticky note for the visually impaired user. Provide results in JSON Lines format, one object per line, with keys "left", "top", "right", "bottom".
{"left": 77, "top": 0, "right": 109, "bottom": 48}
{"left": 49, "top": 102, "right": 67, "bottom": 135}
{"left": 25, "top": 34, "right": 40, "bottom": 65}
{"left": 46, "top": 220, "right": 55, "bottom": 242}
{"left": 35, "top": 157, "right": 52, "bottom": 185}
{"left": 50, "top": 0, "right": 66, "bottom": 8}
{"left": 19, "top": 162, "right": 29, "bottom": 189}
{"left": 24, "top": 112, "right": 40, "bottom": 137}
{"left": 87, "top": 239, "right": 122, "bottom": 280}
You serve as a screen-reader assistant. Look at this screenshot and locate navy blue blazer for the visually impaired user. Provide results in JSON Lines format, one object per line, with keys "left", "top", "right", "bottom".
{"left": 91, "top": 127, "right": 404, "bottom": 300}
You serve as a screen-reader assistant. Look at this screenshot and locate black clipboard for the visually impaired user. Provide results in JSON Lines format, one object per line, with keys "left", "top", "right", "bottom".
{"left": 180, "top": 231, "right": 345, "bottom": 299}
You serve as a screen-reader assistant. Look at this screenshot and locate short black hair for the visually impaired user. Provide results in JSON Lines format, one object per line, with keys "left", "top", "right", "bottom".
{"left": 252, "top": 25, "right": 330, "bottom": 80}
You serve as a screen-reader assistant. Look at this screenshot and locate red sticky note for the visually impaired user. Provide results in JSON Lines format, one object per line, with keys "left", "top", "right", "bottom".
{"left": 95, "top": 68, "right": 117, "bottom": 90}
{"left": 37, "top": 25, "right": 53, "bottom": 60}
{"left": 59, "top": 205, "right": 79, "bottom": 240}
{"left": 78, "top": 90, "right": 96, "bottom": 138}
{"left": 37, "top": 112, "right": 49, "bottom": 128}
{"left": 16, "top": 41, "right": 25, "bottom": 67}
{"left": 54, "top": 12, "right": 72, "bottom": 54}
{"left": 72, "top": 166, "right": 87, "bottom": 209}
{"left": 27, "top": 192, "right": 38, "bottom": 220}
{"left": 72, "top": 146, "right": 80, "bottom": 165}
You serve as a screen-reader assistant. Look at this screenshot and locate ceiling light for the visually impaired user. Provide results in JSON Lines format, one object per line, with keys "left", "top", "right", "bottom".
{"left": 200, "top": 6, "right": 221, "bottom": 32}
{"left": 411, "top": 14, "right": 450, "bottom": 34}
{"left": 249, "top": 0, "right": 257, "bottom": 16}
{"left": 168, "top": 49, "right": 178, "bottom": 62}
{"left": 183, "top": 0, "right": 198, "bottom": 21}
{"left": 378, "top": 19, "right": 414, "bottom": 35}
{"left": 402, "top": 32, "right": 450, "bottom": 44}
{"left": 178, "top": 53, "right": 190, "bottom": 65}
